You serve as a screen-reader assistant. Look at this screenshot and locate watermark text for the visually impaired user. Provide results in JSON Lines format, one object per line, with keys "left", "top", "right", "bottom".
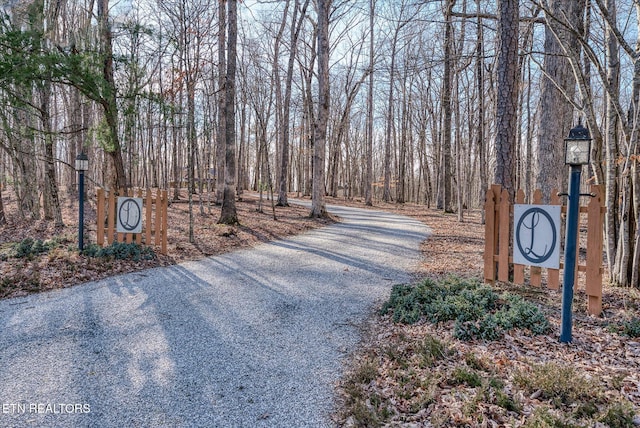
{"left": 2, "top": 403, "right": 90, "bottom": 415}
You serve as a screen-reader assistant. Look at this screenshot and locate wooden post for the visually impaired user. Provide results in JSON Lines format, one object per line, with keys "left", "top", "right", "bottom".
{"left": 492, "top": 184, "right": 501, "bottom": 265}
{"left": 161, "top": 190, "right": 168, "bottom": 254}
{"left": 155, "top": 190, "right": 162, "bottom": 247}
{"left": 548, "top": 189, "right": 561, "bottom": 290}
{"left": 513, "top": 189, "right": 525, "bottom": 285}
{"left": 108, "top": 190, "right": 116, "bottom": 245}
{"left": 498, "top": 189, "right": 510, "bottom": 282}
{"left": 116, "top": 188, "right": 124, "bottom": 243}
{"left": 97, "top": 188, "right": 105, "bottom": 247}
{"left": 145, "top": 189, "right": 152, "bottom": 246}
{"left": 135, "top": 188, "right": 143, "bottom": 244}
{"left": 530, "top": 189, "right": 543, "bottom": 287}
{"left": 484, "top": 189, "right": 496, "bottom": 283}
{"left": 586, "top": 184, "right": 604, "bottom": 316}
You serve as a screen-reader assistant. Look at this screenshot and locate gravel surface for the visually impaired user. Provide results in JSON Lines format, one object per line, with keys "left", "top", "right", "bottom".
{"left": 0, "top": 203, "right": 430, "bottom": 427}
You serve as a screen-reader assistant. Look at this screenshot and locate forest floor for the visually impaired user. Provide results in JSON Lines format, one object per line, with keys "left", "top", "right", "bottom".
{"left": 330, "top": 203, "right": 640, "bottom": 427}
{"left": 0, "top": 189, "right": 332, "bottom": 299}
{"left": 1, "top": 190, "right": 639, "bottom": 426}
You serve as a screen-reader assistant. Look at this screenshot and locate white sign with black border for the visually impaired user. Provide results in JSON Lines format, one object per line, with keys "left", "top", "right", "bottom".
{"left": 513, "top": 204, "right": 561, "bottom": 269}
{"left": 116, "top": 197, "right": 143, "bottom": 234}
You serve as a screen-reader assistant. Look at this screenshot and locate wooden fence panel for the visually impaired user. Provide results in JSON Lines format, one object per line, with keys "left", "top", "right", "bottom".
{"left": 484, "top": 184, "right": 604, "bottom": 315}
{"left": 94, "top": 188, "right": 168, "bottom": 255}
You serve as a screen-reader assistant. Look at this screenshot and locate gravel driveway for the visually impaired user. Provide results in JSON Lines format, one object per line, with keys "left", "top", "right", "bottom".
{"left": 0, "top": 203, "right": 430, "bottom": 427}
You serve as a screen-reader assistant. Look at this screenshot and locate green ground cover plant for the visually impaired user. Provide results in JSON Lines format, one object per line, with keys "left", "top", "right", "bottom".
{"left": 381, "top": 276, "right": 550, "bottom": 341}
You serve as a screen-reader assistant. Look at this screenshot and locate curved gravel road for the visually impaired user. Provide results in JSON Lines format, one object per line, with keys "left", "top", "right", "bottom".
{"left": 0, "top": 203, "right": 430, "bottom": 427}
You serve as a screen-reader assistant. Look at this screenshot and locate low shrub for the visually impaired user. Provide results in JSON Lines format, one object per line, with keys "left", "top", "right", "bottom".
{"left": 82, "top": 242, "right": 155, "bottom": 261}
{"left": 621, "top": 317, "right": 640, "bottom": 338}
{"left": 14, "top": 238, "right": 53, "bottom": 258}
{"left": 599, "top": 400, "right": 636, "bottom": 428}
{"left": 382, "top": 276, "right": 549, "bottom": 341}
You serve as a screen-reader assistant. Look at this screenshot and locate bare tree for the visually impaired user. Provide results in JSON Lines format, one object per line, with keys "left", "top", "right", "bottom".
{"left": 310, "top": 0, "right": 329, "bottom": 218}
{"left": 277, "top": 0, "right": 310, "bottom": 207}
{"left": 441, "top": 0, "right": 455, "bottom": 213}
{"left": 216, "top": 0, "right": 227, "bottom": 206}
{"left": 364, "top": 0, "right": 375, "bottom": 206}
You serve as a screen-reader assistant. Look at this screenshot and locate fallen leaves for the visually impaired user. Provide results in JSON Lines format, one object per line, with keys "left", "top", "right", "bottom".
{"left": 327, "top": 201, "right": 640, "bottom": 427}
{"left": 0, "top": 191, "right": 332, "bottom": 299}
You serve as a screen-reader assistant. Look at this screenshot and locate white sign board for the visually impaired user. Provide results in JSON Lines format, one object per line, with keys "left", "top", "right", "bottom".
{"left": 513, "top": 204, "right": 561, "bottom": 269}
{"left": 116, "top": 197, "right": 143, "bottom": 234}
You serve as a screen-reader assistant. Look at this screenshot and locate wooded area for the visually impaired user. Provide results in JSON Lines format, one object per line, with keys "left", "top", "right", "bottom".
{"left": 0, "top": 0, "right": 639, "bottom": 286}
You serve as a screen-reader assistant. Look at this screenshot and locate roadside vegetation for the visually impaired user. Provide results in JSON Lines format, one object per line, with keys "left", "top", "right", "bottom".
{"left": 336, "top": 276, "right": 640, "bottom": 427}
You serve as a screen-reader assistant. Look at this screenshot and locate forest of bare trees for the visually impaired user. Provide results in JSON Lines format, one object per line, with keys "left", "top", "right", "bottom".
{"left": 0, "top": 0, "right": 639, "bottom": 286}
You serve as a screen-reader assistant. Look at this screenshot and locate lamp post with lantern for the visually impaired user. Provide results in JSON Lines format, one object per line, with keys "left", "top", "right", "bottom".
{"left": 75, "top": 153, "right": 89, "bottom": 251}
{"left": 560, "top": 121, "right": 592, "bottom": 343}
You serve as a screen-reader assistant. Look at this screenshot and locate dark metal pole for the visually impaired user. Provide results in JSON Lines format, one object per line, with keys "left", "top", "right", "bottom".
{"left": 78, "top": 170, "right": 85, "bottom": 251}
{"left": 560, "top": 164, "right": 582, "bottom": 343}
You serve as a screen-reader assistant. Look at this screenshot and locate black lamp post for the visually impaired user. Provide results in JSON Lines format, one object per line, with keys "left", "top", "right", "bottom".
{"left": 560, "top": 122, "right": 591, "bottom": 343}
{"left": 76, "top": 152, "right": 89, "bottom": 251}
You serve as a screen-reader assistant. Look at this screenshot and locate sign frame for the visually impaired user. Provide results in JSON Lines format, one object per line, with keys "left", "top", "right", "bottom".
{"left": 116, "top": 197, "right": 143, "bottom": 234}
{"left": 513, "top": 204, "right": 561, "bottom": 269}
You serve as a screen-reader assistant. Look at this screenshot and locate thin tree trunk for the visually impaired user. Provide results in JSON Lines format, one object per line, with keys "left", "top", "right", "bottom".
{"left": 476, "top": 0, "right": 487, "bottom": 223}
{"left": 39, "top": 82, "right": 64, "bottom": 227}
{"left": 383, "top": 35, "right": 397, "bottom": 203}
{"left": 365, "top": 0, "right": 375, "bottom": 206}
{"left": 605, "top": 0, "right": 620, "bottom": 282}
{"left": 442, "top": 0, "right": 455, "bottom": 213}
{"left": 0, "top": 178, "right": 6, "bottom": 225}
{"left": 278, "top": 0, "right": 310, "bottom": 206}
{"left": 216, "top": 0, "right": 227, "bottom": 205}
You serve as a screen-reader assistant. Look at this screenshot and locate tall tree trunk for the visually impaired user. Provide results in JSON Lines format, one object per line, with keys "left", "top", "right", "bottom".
{"left": 605, "top": 0, "right": 620, "bottom": 282}
{"left": 310, "top": 0, "right": 329, "bottom": 218}
{"left": 273, "top": 0, "right": 290, "bottom": 206}
{"left": 442, "top": 0, "right": 455, "bottom": 213}
{"left": 633, "top": 2, "right": 640, "bottom": 287}
{"left": 495, "top": 0, "right": 519, "bottom": 201}
{"left": 98, "top": 0, "right": 126, "bottom": 191}
{"left": 187, "top": 78, "right": 197, "bottom": 241}
{"left": 39, "top": 81, "right": 64, "bottom": 227}
{"left": 219, "top": 0, "right": 238, "bottom": 225}
{"left": 383, "top": 30, "right": 398, "bottom": 203}
{"left": 365, "top": 0, "right": 375, "bottom": 206}
{"left": 278, "top": 0, "right": 310, "bottom": 206}
{"left": 216, "top": 0, "right": 227, "bottom": 205}
{"left": 476, "top": 0, "right": 487, "bottom": 223}
{"left": 0, "top": 185, "right": 5, "bottom": 226}
{"left": 536, "top": 0, "right": 581, "bottom": 203}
